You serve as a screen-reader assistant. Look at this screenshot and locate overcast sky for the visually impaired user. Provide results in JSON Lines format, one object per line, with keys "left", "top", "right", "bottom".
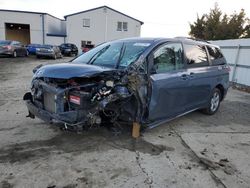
{"left": 0, "top": 0, "right": 250, "bottom": 37}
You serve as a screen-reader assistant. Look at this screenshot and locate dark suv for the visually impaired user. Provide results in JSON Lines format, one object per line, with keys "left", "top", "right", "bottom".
{"left": 59, "top": 43, "right": 78, "bottom": 56}
{"left": 23, "top": 37, "right": 229, "bottom": 132}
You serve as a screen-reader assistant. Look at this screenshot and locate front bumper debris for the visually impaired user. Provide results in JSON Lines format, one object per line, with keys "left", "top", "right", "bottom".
{"left": 24, "top": 94, "right": 81, "bottom": 124}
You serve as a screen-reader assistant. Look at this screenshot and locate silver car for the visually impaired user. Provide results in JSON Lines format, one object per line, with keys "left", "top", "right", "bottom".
{"left": 0, "top": 40, "right": 28, "bottom": 57}
{"left": 36, "top": 45, "right": 62, "bottom": 60}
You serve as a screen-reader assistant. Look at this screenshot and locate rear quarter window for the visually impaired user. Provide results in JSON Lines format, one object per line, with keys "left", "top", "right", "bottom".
{"left": 184, "top": 44, "right": 209, "bottom": 67}
{"left": 206, "top": 45, "right": 225, "bottom": 65}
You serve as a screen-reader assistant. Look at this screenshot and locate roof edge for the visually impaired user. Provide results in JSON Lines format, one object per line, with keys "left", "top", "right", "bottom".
{"left": 0, "top": 9, "right": 64, "bottom": 21}
{"left": 64, "top": 5, "right": 144, "bottom": 25}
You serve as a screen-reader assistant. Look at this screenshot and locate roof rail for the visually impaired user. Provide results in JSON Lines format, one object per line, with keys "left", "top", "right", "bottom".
{"left": 175, "top": 36, "right": 210, "bottom": 44}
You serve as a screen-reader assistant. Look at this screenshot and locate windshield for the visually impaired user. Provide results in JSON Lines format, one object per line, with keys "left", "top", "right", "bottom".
{"left": 28, "top": 44, "right": 41, "bottom": 47}
{"left": 72, "top": 41, "right": 152, "bottom": 68}
{"left": 40, "top": 45, "right": 53, "bottom": 49}
{"left": 60, "top": 44, "right": 71, "bottom": 47}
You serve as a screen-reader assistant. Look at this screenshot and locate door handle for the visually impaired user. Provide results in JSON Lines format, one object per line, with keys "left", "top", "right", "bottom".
{"left": 181, "top": 74, "right": 189, "bottom": 80}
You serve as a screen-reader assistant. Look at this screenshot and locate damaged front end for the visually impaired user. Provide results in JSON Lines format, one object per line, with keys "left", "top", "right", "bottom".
{"left": 23, "top": 67, "right": 140, "bottom": 131}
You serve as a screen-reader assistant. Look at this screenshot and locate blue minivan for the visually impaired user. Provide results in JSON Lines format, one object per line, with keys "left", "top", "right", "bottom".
{"left": 23, "top": 37, "right": 230, "bottom": 132}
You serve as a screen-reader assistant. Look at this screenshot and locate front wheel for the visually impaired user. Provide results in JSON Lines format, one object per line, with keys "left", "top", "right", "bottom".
{"left": 25, "top": 50, "right": 29, "bottom": 57}
{"left": 13, "top": 51, "right": 17, "bottom": 58}
{"left": 202, "top": 88, "right": 221, "bottom": 115}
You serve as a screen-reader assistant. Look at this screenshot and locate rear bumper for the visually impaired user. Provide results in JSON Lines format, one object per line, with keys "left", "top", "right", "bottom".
{"left": 36, "top": 52, "right": 54, "bottom": 57}
{"left": 62, "top": 50, "right": 71, "bottom": 54}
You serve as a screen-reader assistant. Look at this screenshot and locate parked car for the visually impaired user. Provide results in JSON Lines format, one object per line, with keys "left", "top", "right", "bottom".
{"left": 59, "top": 43, "right": 78, "bottom": 56}
{"left": 36, "top": 45, "right": 62, "bottom": 59}
{"left": 0, "top": 40, "right": 28, "bottom": 57}
{"left": 82, "top": 44, "right": 95, "bottom": 53}
{"left": 23, "top": 37, "right": 230, "bottom": 133}
{"left": 26, "top": 43, "right": 42, "bottom": 55}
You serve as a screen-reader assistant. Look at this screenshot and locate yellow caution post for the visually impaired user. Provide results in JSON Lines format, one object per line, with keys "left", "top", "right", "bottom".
{"left": 132, "top": 122, "right": 141, "bottom": 138}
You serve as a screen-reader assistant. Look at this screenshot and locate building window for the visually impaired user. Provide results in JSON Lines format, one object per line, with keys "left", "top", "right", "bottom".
{"left": 83, "top": 19, "right": 90, "bottom": 27}
{"left": 117, "top": 22, "right": 122, "bottom": 31}
{"left": 117, "top": 22, "right": 128, "bottom": 31}
{"left": 123, "top": 22, "right": 128, "bottom": 31}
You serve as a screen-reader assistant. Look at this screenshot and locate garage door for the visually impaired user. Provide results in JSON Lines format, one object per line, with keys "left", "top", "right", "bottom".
{"left": 5, "top": 23, "right": 30, "bottom": 45}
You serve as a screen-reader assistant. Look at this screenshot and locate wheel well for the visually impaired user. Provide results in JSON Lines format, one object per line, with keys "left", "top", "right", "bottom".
{"left": 215, "top": 84, "right": 224, "bottom": 101}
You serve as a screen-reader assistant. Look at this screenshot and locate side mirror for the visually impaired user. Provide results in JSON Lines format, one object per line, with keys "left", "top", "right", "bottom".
{"left": 147, "top": 54, "right": 157, "bottom": 74}
{"left": 33, "top": 64, "right": 43, "bottom": 74}
{"left": 150, "top": 64, "right": 158, "bottom": 74}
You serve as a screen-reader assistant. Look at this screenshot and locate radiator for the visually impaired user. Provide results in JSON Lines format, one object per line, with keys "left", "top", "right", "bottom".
{"left": 43, "top": 92, "right": 56, "bottom": 113}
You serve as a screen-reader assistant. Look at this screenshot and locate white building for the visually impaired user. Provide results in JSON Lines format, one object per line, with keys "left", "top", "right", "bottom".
{"left": 64, "top": 6, "right": 143, "bottom": 50}
{"left": 0, "top": 10, "right": 66, "bottom": 45}
{"left": 0, "top": 6, "right": 143, "bottom": 50}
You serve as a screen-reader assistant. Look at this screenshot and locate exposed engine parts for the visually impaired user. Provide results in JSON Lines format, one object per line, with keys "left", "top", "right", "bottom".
{"left": 24, "top": 70, "right": 138, "bottom": 132}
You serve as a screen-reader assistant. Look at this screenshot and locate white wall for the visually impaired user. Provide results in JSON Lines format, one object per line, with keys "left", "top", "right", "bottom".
{"left": 44, "top": 15, "right": 66, "bottom": 45}
{"left": 45, "top": 15, "right": 66, "bottom": 35}
{"left": 65, "top": 7, "right": 142, "bottom": 50}
{"left": 46, "top": 36, "right": 64, "bottom": 45}
{"left": 0, "top": 8, "right": 142, "bottom": 49}
{"left": 66, "top": 8, "right": 106, "bottom": 50}
{"left": 106, "top": 8, "right": 141, "bottom": 41}
{"left": 0, "top": 11, "right": 44, "bottom": 44}
{"left": 211, "top": 38, "right": 250, "bottom": 86}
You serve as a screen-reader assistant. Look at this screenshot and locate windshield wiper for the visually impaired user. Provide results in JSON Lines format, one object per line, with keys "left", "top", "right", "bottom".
{"left": 115, "top": 43, "right": 126, "bottom": 69}
{"left": 88, "top": 45, "right": 110, "bottom": 64}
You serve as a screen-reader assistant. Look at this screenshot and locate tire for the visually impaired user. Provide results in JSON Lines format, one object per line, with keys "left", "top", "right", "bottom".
{"left": 13, "top": 51, "right": 17, "bottom": 58}
{"left": 202, "top": 88, "right": 221, "bottom": 115}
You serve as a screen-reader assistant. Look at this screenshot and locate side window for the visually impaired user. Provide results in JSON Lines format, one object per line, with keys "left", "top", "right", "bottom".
{"left": 184, "top": 44, "right": 208, "bottom": 66}
{"left": 206, "top": 45, "right": 225, "bottom": 65}
{"left": 153, "top": 43, "right": 183, "bottom": 73}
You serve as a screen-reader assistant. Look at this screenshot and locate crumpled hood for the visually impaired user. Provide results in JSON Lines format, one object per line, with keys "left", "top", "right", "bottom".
{"left": 33, "top": 63, "right": 115, "bottom": 79}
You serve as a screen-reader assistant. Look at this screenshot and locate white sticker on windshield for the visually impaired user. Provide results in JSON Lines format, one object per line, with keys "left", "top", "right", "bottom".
{"left": 133, "top": 43, "right": 151, "bottom": 47}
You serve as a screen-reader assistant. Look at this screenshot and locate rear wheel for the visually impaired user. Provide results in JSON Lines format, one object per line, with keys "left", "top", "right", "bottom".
{"left": 202, "top": 88, "right": 221, "bottom": 115}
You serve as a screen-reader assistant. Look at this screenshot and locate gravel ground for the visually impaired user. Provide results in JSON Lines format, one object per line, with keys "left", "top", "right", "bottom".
{"left": 0, "top": 56, "right": 250, "bottom": 188}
